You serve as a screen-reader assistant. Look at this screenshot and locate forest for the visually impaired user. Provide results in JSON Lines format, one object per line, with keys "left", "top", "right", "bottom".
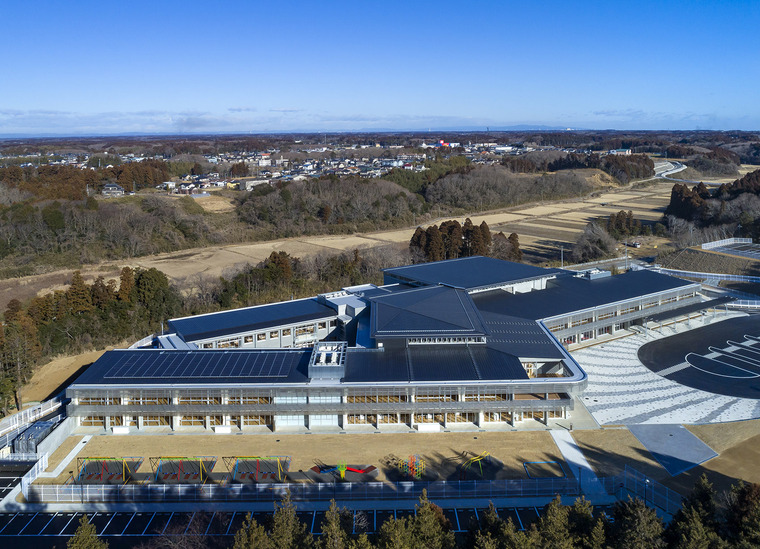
{"left": 69, "top": 476, "right": 760, "bottom": 549}
{"left": 665, "top": 168, "right": 760, "bottom": 244}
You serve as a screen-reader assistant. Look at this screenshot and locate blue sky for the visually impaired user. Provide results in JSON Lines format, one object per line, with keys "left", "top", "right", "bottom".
{"left": 1, "top": 0, "right": 759, "bottom": 135}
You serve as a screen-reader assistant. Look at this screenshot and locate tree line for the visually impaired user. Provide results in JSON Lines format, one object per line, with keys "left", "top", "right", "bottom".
{"left": 0, "top": 247, "right": 408, "bottom": 416}
{"left": 665, "top": 169, "right": 760, "bottom": 243}
{"left": 502, "top": 152, "right": 655, "bottom": 185}
{"left": 68, "top": 475, "right": 760, "bottom": 549}
{"left": 409, "top": 218, "right": 522, "bottom": 263}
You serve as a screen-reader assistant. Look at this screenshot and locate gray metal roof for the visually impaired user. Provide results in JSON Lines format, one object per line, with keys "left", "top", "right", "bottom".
{"left": 167, "top": 298, "right": 336, "bottom": 342}
{"left": 472, "top": 269, "right": 697, "bottom": 321}
{"left": 383, "top": 256, "right": 567, "bottom": 290}
{"left": 369, "top": 286, "right": 489, "bottom": 339}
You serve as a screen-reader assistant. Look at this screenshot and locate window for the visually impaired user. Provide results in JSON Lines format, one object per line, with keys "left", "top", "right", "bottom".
{"left": 241, "top": 415, "right": 272, "bottom": 426}
{"left": 244, "top": 335, "right": 254, "bottom": 343}
{"left": 296, "top": 325, "right": 315, "bottom": 336}
{"left": 229, "top": 395, "right": 271, "bottom": 404}
{"left": 270, "top": 331, "right": 279, "bottom": 339}
{"left": 179, "top": 416, "right": 205, "bottom": 426}
{"left": 202, "top": 343, "right": 213, "bottom": 349}
{"left": 217, "top": 337, "right": 240, "bottom": 348}
{"left": 143, "top": 416, "right": 170, "bottom": 426}
{"left": 318, "top": 322, "right": 327, "bottom": 330}
{"left": 82, "top": 416, "right": 105, "bottom": 427}
{"left": 257, "top": 333, "right": 266, "bottom": 341}
{"left": 282, "top": 328, "right": 292, "bottom": 337}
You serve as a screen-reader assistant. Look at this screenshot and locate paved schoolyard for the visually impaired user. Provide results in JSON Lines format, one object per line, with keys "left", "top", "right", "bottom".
{"left": 572, "top": 313, "right": 760, "bottom": 425}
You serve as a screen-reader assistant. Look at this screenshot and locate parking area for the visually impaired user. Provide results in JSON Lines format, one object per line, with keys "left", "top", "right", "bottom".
{"left": 0, "top": 463, "right": 33, "bottom": 500}
{"left": 0, "top": 504, "right": 616, "bottom": 542}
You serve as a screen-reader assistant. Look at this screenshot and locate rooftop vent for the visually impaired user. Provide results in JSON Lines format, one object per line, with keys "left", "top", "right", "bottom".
{"left": 308, "top": 341, "right": 347, "bottom": 381}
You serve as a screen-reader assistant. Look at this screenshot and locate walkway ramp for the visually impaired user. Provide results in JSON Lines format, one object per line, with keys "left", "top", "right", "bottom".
{"left": 628, "top": 424, "right": 717, "bottom": 476}
{"left": 550, "top": 430, "right": 605, "bottom": 495}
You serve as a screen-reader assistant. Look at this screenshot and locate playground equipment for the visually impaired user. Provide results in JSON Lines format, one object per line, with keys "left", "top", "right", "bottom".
{"left": 460, "top": 451, "right": 491, "bottom": 479}
{"left": 398, "top": 454, "right": 425, "bottom": 479}
{"left": 76, "top": 457, "right": 143, "bottom": 484}
{"left": 223, "top": 456, "right": 292, "bottom": 482}
{"left": 150, "top": 456, "right": 217, "bottom": 484}
{"left": 312, "top": 460, "right": 376, "bottom": 480}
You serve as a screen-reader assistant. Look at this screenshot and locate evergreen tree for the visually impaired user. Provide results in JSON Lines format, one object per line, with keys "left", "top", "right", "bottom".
{"left": 567, "top": 496, "right": 598, "bottom": 547}
{"left": 67, "top": 271, "right": 94, "bottom": 314}
{"left": 233, "top": 513, "right": 272, "bottom": 549}
{"left": 480, "top": 220, "right": 492, "bottom": 249}
{"left": 270, "top": 491, "right": 312, "bottom": 549}
{"left": 67, "top": 515, "right": 108, "bottom": 549}
{"left": 440, "top": 220, "right": 463, "bottom": 259}
{"left": 377, "top": 516, "right": 411, "bottom": 549}
{"left": 507, "top": 233, "right": 523, "bottom": 262}
{"left": 724, "top": 482, "right": 760, "bottom": 545}
{"left": 537, "top": 495, "right": 574, "bottom": 549}
{"left": 424, "top": 225, "right": 445, "bottom": 262}
{"left": 409, "top": 226, "right": 428, "bottom": 262}
{"left": 668, "top": 505, "right": 724, "bottom": 549}
{"left": 118, "top": 266, "right": 135, "bottom": 302}
{"left": 470, "top": 226, "right": 488, "bottom": 256}
{"left": 462, "top": 218, "right": 475, "bottom": 256}
{"left": 609, "top": 497, "right": 664, "bottom": 549}
{"left": 1, "top": 312, "right": 41, "bottom": 410}
{"left": 319, "top": 500, "right": 350, "bottom": 549}
{"left": 409, "top": 490, "right": 456, "bottom": 549}
{"left": 90, "top": 276, "right": 115, "bottom": 309}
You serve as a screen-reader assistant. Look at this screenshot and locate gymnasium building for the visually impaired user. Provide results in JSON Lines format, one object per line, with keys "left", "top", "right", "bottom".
{"left": 66, "top": 257, "right": 703, "bottom": 433}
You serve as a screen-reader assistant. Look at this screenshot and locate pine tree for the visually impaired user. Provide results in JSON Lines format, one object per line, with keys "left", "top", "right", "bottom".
{"left": 118, "top": 266, "right": 135, "bottom": 302}
{"left": 508, "top": 233, "right": 523, "bottom": 262}
{"left": 67, "top": 515, "right": 108, "bottom": 549}
{"left": 462, "top": 218, "right": 475, "bottom": 256}
{"left": 568, "top": 496, "right": 597, "bottom": 546}
{"left": 609, "top": 497, "right": 664, "bottom": 549}
{"left": 480, "top": 220, "right": 492, "bottom": 250}
{"left": 319, "top": 500, "right": 350, "bottom": 549}
{"left": 409, "top": 226, "right": 428, "bottom": 262}
{"left": 270, "top": 491, "right": 312, "bottom": 549}
{"left": 233, "top": 513, "right": 272, "bottom": 549}
{"left": 409, "top": 490, "right": 456, "bottom": 549}
{"left": 377, "top": 516, "right": 411, "bottom": 549}
{"left": 67, "top": 271, "right": 94, "bottom": 314}
{"left": 667, "top": 505, "right": 722, "bottom": 549}
{"left": 537, "top": 495, "right": 574, "bottom": 549}
{"left": 424, "top": 225, "right": 445, "bottom": 262}
{"left": 470, "top": 226, "right": 488, "bottom": 256}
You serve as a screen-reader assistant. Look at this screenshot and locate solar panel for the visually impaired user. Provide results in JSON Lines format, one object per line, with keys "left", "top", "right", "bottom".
{"left": 100, "top": 350, "right": 304, "bottom": 380}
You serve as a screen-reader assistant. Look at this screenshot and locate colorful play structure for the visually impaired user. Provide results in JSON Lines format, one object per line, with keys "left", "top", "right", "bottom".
{"left": 460, "top": 451, "right": 492, "bottom": 479}
{"left": 223, "top": 456, "right": 292, "bottom": 482}
{"left": 398, "top": 454, "right": 425, "bottom": 479}
{"left": 149, "top": 456, "right": 217, "bottom": 484}
{"left": 311, "top": 460, "right": 377, "bottom": 480}
{"left": 76, "top": 457, "right": 143, "bottom": 484}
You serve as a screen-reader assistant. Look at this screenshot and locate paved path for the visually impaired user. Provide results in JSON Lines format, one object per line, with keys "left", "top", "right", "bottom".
{"left": 550, "top": 431, "right": 605, "bottom": 495}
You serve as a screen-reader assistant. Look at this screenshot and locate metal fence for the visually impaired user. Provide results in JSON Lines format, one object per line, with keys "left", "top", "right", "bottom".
{"left": 652, "top": 267, "right": 760, "bottom": 284}
{"left": 701, "top": 238, "right": 752, "bottom": 250}
{"left": 0, "top": 398, "right": 63, "bottom": 439}
{"left": 26, "top": 477, "right": 581, "bottom": 504}
{"left": 730, "top": 300, "right": 760, "bottom": 310}
{"left": 0, "top": 453, "right": 42, "bottom": 463}
{"left": 599, "top": 466, "right": 682, "bottom": 517}
{"left": 20, "top": 453, "right": 48, "bottom": 500}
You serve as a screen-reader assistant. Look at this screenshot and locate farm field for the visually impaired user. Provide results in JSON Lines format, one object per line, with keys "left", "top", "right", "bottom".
{"left": 0, "top": 180, "right": 676, "bottom": 311}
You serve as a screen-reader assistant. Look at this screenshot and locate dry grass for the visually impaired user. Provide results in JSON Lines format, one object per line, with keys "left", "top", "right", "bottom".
{"left": 193, "top": 194, "right": 236, "bottom": 213}
{"left": 42, "top": 431, "right": 566, "bottom": 484}
{"left": 19, "top": 350, "right": 108, "bottom": 404}
{"left": 572, "top": 428, "right": 666, "bottom": 480}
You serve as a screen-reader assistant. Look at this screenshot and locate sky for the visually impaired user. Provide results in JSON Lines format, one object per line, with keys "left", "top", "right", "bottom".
{"left": 1, "top": 0, "right": 759, "bottom": 135}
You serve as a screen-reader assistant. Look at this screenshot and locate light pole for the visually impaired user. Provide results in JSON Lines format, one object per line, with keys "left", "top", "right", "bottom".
{"left": 560, "top": 246, "right": 564, "bottom": 268}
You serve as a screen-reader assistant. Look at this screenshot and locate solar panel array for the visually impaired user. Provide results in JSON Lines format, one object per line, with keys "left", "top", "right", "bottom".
{"left": 103, "top": 351, "right": 298, "bottom": 379}
{"left": 712, "top": 243, "right": 760, "bottom": 261}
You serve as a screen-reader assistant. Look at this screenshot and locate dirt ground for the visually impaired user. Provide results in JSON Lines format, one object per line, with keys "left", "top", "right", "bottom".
{"left": 41, "top": 431, "right": 566, "bottom": 484}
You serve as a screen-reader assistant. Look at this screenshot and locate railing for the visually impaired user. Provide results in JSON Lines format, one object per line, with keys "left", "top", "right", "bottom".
{"left": 26, "top": 477, "right": 581, "bottom": 504}
{"left": 129, "top": 334, "right": 156, "bottom": 349}
{"left": 729, "top": 300, "right": 760, "bottom": 310}
{"left": 0, "top": 453, "right": 42, "bottom": 463}
{"left": 652, "top": 267, "right": 760, "bottom": 284}
{"left": 20, "top": 453, "right": 49, "bottom": 500}
{"left": 600, "top": 466, "right": 683, "bottom": 517}
{"left": 701, "top": 238, "right": 752, "bottom": 250}
{"left": 0, "top": 398, "right": 63, "bottom": 439}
